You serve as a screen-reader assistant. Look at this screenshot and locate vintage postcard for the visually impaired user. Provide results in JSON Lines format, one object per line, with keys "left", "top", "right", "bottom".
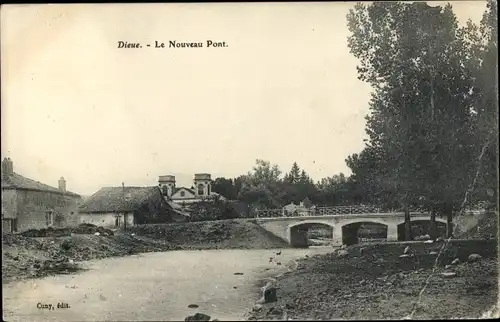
{"left": 1, "top": 2, "right": 498, "bottom": 321}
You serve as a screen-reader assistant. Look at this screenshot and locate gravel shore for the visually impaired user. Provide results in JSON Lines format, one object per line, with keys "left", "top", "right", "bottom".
{"left": 247, "top": 240, "right": 499, "bottom": 320}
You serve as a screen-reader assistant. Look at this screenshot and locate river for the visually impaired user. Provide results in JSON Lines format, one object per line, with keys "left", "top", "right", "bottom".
{"left": 2, "top": 247, "right": 334, "bottom": 321}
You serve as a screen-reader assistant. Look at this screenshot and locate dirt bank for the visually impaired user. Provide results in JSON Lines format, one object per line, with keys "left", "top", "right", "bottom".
{"left": 2, "top": 220, "right": 289, "bottom": 284}
{"left": 127, "top": 219, "right": 290, "bottom": 250}
{"left": 455, "top": 211, "right": 498, "bottom": 240}
{"left": 248, "top": 240, "right": 499, "bottom": 320}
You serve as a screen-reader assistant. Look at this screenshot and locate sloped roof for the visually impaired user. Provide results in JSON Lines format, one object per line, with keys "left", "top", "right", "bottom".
{"left": 79, "top": 186, "right": 162, "bottom": 213}
{"left": 172, "top": 187, "right": 195, "bottom": 195}
{"left": 1, "top": 173, "right": 80, "bottom": 197}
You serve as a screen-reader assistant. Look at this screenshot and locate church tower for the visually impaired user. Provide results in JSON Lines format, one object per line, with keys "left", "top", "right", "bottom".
{"left": 158, "top": 175, "right": 176, "bottom": 197}
{"left": 193, "top": 173, "right": 212, "bottom": 197}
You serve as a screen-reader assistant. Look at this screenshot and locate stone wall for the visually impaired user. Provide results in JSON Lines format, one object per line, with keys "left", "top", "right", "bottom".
{"left": 8, "top": 189, "right": 81, "bottom": 232}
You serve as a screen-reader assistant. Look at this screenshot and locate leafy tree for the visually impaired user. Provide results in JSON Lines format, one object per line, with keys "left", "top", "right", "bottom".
{"left": 465, "top": 0, "right": 499, "bottom": 208}
{"left": 237, "top": 160, "right": 283, "bottom": 209}
{"left": 212, "top": 177, "right": 237, "bottom": 200}
{"left": 347, "top": 2, "right": 490, "bottom": 238}
{"left": 188, "top": 199, "right": 240, "bottom": 221}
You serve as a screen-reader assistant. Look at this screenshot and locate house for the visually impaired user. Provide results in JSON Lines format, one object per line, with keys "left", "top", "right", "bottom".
{"left": 1, "top": 158, "right": 82, "bottom": 233}
{"left": 158, "top": 173, "right": 226, "bottom": 206}
{"left": 78, "top": 185, "right": 186, "bottom": 228}
{"left": 282, "top": 197, "right": 315, "bottom": 217}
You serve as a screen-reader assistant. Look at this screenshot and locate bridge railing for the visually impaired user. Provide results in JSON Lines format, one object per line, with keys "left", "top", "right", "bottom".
{"left": 254, "top": 204, "right": 487, "bottom": 218}
{"left": 255, "top": 205, "right": 428, "bottom": 218}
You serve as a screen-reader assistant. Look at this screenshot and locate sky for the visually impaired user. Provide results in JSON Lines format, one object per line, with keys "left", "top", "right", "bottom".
{"left": 1, "top": 2, "right": 487, "bottom": 196}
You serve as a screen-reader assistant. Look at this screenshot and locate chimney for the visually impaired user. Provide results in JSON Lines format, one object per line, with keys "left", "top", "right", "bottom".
{"left": 2, "top": 158, "right": 14, "bottom": 177}
{"left": 58, "top": 177, "right": 66, "bottom": 192}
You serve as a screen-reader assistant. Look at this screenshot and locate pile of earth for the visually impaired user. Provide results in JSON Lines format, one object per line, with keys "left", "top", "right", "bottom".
{"left": 455, "top": 211, "right": 498, "bottom": 240}
{"left": 2, "top": 219, "right": 289, "bottom": 283}
{"left": 19, "top": 223, "right": 114, "bottom": 238}
{"left": 2, "top": 231, "right": 176, "bottom": 283}
{"left": 128, "top": 219, "right": 290, "bottom": 250}
{"left": 248, "top": 239, "right": 498, "bottom": 320}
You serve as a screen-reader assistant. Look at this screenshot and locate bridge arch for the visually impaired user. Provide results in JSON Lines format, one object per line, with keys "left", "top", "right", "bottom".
{"left": 337, "top": 218, "right": 391, "bottom": 229}
{"left": 396, "top": 217, "right": 448, "bottom": 241}
{"left": 339, "top": 220, "right": 390, "bottom": 246}
{"left": 287, "top": 220, "right": 335, "bottom": 248}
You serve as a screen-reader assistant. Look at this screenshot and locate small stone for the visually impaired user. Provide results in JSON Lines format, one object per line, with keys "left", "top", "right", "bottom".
{"left": 269, "top": 307, "right": 283, "bottom": 316}
{"left": 94, "top": 232, "right": 100, "bottom": 236}
{"left": 441, "top": 272, "right": 457, "bottom": 278}
{"left": 429, "top": 251, "right": 438, "bottom": 255}
{"left": 255, "top": 297, "right": 266, "bottom": 305}
{"left": 188, "top": 304, "right": 199, "bottom": 308}
{"left": 252, "top": 304, "right": 263, "bottom": 312}
{"left": 185, "top": 313, "right": 211, "bottom": 321}
{"left": 468, "top": 254, "right": 482, "bottom": 263}
{"left": 234, "top": 272, "right": 244, "bottom": 275}
{"left": 451, "top": 258, "right": 460, "bottom": 265}
{"left": 337, "top": 249, "right": 349, "bottom": 258}
{"left": 399, "top": 254, "right": 410, "bottom": 258}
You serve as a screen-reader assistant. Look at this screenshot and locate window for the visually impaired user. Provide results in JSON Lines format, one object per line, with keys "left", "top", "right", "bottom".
{"left": 45, "top": 211, "right": 54, "bottom": 226}
{"left": 180, "top": 191, "right": 185, "bottom": 197}
{"left": 198, "top": 184, "right": 204, "bottom": 196}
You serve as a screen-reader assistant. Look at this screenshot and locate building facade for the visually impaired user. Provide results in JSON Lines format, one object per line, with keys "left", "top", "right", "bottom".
{"left": 1, "top": 158, "right": 81, "bottom": 233}
{"left": 78, "top": 185, "right": 182, "bottom": 228}
{"left": 158, "top": 173, "right": 224, "bottom": 205}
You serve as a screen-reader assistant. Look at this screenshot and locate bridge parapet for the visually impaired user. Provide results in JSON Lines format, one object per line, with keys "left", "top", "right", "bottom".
{"left": 256, "top": 205, "right": 427, "bottom": 218}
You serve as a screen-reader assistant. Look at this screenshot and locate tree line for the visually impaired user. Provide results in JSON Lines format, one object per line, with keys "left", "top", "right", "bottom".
{"left": 211, "top": 159, "right": 369, "bottom": 211}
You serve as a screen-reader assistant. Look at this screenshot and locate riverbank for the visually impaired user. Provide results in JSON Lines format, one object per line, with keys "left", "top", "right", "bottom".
{"left": 2, "top": 219, "right": 289, "bottom": 284}
{"left": 247, "top": 239, "right": 499, "bottom": 320}
{"left": 3, "top": 248, "right": 333, "bottom": 321}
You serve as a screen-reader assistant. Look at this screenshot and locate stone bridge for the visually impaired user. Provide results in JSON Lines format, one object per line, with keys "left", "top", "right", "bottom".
{"left": 256, "top": 212, "right": 462, "bottom": 247}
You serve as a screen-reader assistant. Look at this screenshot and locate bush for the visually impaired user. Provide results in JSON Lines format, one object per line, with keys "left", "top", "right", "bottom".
{"left": 60, "top": 239, "right": 74, "bottom": 251}
{"left": 189, "top": 200, "right": 240, "bottom": 222}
